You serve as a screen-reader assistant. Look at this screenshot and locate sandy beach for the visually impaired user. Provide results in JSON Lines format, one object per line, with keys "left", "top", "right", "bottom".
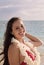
{"left": 0, "top": 47, "right": 4, "bottom": 65}
{"left": 40, "top": 55, "right": 44, "bottom": 65}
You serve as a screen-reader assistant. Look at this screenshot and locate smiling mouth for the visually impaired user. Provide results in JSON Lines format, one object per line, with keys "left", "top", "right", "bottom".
{"left": 19, "top": 32, "right": 25, "bottom": 36}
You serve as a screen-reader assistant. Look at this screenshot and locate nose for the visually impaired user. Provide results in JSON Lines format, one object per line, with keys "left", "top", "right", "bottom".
{"left": 20, "top": 27, "right": 23, "bottom": 32}
{"left": 19, "top": 27, "right": 25, "bottom": 33}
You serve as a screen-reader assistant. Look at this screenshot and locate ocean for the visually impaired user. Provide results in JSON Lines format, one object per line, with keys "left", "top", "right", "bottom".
{"left": 0, "top": 20, "right": 44, "bottom": 51}
{"left": 0, "top": 20, "right": 44, "bottom": 44}
{"left": 0, "top": 20, "right": 44, "bottom": 65}
{"left": 0, "top": 20, "right": 44, "bottom": 38}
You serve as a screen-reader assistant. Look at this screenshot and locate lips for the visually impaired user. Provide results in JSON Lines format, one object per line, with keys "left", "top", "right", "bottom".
{"left": 19, "top": 33, "right": 24, "bottom": 36}
{"left": 19, "top": 32, "right": 25, "bottom": 36}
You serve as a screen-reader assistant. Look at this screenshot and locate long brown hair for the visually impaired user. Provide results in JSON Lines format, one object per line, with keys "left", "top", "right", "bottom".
{"left": 0, "top": 17, "right": 21, "bottom": 65}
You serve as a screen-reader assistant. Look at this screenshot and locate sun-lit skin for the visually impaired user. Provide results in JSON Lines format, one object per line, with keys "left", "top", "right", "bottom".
{"left": 12, "top": 20, "right": 26, "bottom": 43}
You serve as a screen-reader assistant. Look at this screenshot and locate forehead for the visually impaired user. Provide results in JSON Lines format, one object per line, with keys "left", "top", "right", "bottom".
{"left": 12, "top": 20, "right": 24, "bottom": 27}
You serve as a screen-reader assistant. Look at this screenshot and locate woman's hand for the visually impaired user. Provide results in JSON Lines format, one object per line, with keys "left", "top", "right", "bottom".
{"left": 25, "top": 33, "right": 42, "bottom": 47}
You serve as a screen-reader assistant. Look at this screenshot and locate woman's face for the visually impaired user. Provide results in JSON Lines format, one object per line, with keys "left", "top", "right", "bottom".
{"left": 12, "top": 20, "right": 25, "bottom": 40}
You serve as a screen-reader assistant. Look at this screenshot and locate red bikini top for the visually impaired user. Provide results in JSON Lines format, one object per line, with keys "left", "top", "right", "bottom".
{"left": 20, "top": 50, "right": 36, "bottom": 65}
{"left": 20, "top": 62, "right": 27, "bottom": 65}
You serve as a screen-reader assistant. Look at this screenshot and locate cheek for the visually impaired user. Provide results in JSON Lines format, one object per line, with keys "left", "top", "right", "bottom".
{"left": 14, "top": 32, "right": 19, "bottom": 38}
{"left": 12, "top": 29, "right": 16, "bottom": 36}
{"left": 23, "top": 28, "right": 26, "bottom": 33}
{"left": 13, "top": 30, "right": 18, "bottom": 37}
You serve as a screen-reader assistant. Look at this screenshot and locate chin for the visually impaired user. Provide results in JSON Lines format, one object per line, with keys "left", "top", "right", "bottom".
{"left": 21, "top": 36, "right": 25, "bottom": 39}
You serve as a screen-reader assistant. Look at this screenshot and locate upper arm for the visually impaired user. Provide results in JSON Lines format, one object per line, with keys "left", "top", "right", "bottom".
{"left": 8, "top": 44, "right": 20, "bottom": 65}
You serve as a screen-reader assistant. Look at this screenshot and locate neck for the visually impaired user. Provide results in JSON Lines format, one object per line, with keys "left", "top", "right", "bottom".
{"left": 16, "top": 38, "right": 24, "bottom": 44}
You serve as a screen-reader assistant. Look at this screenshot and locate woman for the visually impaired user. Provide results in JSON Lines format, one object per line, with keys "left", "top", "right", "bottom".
{"left": 0, "top": 17, "right": 42, "bottom": 65}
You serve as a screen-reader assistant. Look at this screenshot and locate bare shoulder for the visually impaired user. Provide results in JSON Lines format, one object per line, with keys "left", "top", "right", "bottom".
{"left": 9, "top": 42, "right": 19, "bottom": 50}
{"left": 8, "top": 43, "right": 20, "bottom": 65}
{"left": 8, "top": 42, "right": 20, "bottom": 57}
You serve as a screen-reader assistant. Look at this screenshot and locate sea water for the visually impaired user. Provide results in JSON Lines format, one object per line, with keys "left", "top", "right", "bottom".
{"left": 0, "top": 20, "right": 44, "bottom": 46}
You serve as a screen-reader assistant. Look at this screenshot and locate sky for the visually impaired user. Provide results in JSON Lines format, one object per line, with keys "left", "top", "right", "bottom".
{"left": 0, "top": 0, "right": 44, "bottom": 20}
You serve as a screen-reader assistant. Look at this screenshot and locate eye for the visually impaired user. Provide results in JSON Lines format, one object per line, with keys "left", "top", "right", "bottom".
{"left": 16, "top": 27, "right": 19, "bottom": 30}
